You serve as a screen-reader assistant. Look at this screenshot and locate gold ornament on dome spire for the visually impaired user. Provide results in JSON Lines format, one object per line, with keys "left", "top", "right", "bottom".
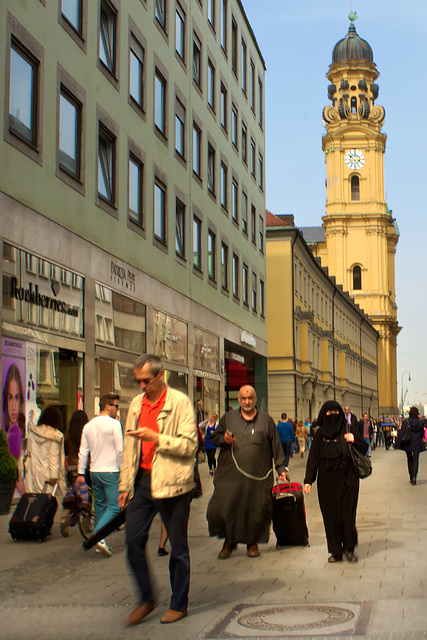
{"left": 349, "top": 11, "right": 358, "bottom": 23}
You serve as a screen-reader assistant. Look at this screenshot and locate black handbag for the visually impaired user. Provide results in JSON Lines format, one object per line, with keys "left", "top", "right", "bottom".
{"left": 400, "top": 421, "right": 411, "bottom": 446}
{"left": 348, "top": 444, "right": 372, "bottom": 479}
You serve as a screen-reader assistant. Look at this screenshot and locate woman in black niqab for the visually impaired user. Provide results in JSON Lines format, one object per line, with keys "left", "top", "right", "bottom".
{"left": 303, "top": 400, "right": 368, "bottom": 563}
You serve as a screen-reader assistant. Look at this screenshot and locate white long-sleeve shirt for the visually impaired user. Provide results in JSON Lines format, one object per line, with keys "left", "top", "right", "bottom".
{"left": 78, "top": 415, "right": 123, "bottom": 474}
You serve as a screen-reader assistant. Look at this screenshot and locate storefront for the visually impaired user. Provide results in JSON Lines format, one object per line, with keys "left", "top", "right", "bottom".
{"left": 224, "top": 330, "right": 268, "bottom": 413}
{"left": 2, "top": 242, "right": 84, "bottom": 435}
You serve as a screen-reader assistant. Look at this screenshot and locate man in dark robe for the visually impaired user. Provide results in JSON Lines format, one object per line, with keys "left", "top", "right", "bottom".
{"left": 206, "top": 385, "right": 288, "bottom": 559}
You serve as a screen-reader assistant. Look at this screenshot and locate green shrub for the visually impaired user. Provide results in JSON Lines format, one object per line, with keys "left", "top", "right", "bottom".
{"left": 0, "top": 428, "right": 18, "bottom": 484}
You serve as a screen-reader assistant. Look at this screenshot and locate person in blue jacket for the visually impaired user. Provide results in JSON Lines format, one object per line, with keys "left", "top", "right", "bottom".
{"left": 395, "top": 406, "right": 426, "bottom": 485}
{"left": 204, "top": 413, "right": 218, "bottom": 476}
{"left": 276, "top": 413, "right": 296, "bottom": 467}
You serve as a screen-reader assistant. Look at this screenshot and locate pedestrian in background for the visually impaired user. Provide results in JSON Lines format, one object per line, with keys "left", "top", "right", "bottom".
{"left": 395, "top": 406, "right": 426, "bottom": 485}
{"left": 204, "top": 413, "right": 218, "bottom": 476}
{"left": 276, "top": 413, "right": 296, "bottom": 467}
{"left": 357, "top": 413, "right": 373, "bottom": 457}
{"left": 76, "top": 394, "right": 123, "bottom": 556}
{"left": 119, "top": 354, "right": 197, "bottom": 626}
{"left": 295, "top": 420, "right": 308, "bottom": 458}
{"left": 304, "top": 400, "right": 368, "bottom": 563}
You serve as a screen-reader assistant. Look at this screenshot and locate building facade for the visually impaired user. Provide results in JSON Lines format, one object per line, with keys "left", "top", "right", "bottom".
{"left": 314, "top": 16, "right": 400, "bottom": 416}
{"left": 266, "top": 215, "right": 379, "bottom": 423}
{"left": 1, "top": 0, "right": 267, "bottom": 431}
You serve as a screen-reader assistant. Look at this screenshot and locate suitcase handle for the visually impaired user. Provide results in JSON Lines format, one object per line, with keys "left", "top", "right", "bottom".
{"left": 43, "top": 482, "right": 59, "bottom": 497}
{"left": 274, "top": 477, "right": 297, "bottom": 501}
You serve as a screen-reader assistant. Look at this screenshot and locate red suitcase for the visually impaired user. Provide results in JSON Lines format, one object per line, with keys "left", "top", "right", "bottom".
{"left": 272, "top": 481, "right": 309, "bottom": 547}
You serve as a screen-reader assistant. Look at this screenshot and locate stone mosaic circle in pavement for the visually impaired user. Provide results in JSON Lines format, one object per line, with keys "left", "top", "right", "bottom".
{"left": 206, "top": 601, "right": 372, "bottom": 637}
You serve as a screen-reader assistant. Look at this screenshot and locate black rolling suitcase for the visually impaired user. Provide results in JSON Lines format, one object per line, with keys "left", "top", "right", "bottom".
{"left": 272, "top": 480, "right": 309, "bottom": 547}
{"left": 9, "top": 483, "right": 58, "bottom": 542}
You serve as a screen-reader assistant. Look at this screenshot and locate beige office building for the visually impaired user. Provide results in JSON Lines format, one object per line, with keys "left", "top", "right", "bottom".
{"left": 0, "top": 0, "right": 267, "bottom": 428}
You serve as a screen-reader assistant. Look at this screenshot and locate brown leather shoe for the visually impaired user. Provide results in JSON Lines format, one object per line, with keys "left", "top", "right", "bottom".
{"left": 247, "top": 544, "right": 260, "bottom": 557}
{"left": 218, "top": 541, "right": 236, "bottom": 559}
{"left": 126, "top": 602, "right": 156, "bottom": 626}
{"left": 160, "top": 609, "right": 188, "bottom": 624}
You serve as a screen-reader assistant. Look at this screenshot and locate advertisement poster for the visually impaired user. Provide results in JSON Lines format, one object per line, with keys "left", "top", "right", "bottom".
{"left": 2, "top": 337, "right": 26, "bottom": 460}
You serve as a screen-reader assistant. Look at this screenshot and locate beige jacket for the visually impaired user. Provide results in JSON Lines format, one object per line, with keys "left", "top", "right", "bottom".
{"left": 119, "top": 386, "right": 198, "bottom": 499}
{"left": 25, "top": 424, "right": 67, "bottom": 494}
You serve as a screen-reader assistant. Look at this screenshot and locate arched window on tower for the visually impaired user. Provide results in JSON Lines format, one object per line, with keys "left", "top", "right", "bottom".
{"left": 351, "top": 97, "right": 357, "bottom": 113}
{"left": 351, "top": 175, "right": 360, "bottom": 200}
{"left": 353, "top": 265, "right": 362, "bottom": 290}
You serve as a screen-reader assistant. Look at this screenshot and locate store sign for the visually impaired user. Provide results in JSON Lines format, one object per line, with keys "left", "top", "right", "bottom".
{"left": 240, "top": 330, "right": 257, "bottom": 347}
{"left": 110, "top": 261, "right": 136, "bottom": 292}
{"left": 193, "top": 369, "right": 220, "bottom": 381}
{"left": 10, "top": 277, "right": 78, "bottom": 317}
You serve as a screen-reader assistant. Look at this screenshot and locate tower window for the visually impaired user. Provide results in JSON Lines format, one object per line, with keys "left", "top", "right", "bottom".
{"left": 351, "top": 175, "right": 360, "bottom": 200}
{"left": 353, "top": 266, "right": 362, "bottom": 290}
{"left": 351, "top": 97, "right": 357, "bottom": 113}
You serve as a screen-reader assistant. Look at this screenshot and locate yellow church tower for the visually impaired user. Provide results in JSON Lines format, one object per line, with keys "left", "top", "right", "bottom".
{"left": 319, "top": 14, "right": 400, "bottom": 415}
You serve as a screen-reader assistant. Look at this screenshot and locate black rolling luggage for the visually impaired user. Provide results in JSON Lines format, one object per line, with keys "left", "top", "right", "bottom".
{"left": 272, "top": 480, "right": 309, "bottom": 547}
{"left": 9, "top": 483, "right": 58, "bottom": 542}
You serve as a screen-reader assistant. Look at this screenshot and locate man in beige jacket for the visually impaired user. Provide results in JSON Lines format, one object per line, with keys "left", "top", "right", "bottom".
{"left": 118, "top": 354, "right": 197, "bottom": 626}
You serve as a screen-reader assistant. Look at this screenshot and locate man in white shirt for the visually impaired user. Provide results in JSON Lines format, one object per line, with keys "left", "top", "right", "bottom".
{"left": 76, "top": 393, "right": 123, "bottom": 556}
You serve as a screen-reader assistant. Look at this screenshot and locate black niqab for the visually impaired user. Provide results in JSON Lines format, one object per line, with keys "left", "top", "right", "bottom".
{"left": 317, "top": 400, "right": 347, "bottom": 459}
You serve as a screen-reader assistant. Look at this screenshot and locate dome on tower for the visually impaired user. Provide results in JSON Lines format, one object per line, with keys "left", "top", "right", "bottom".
{"left": 332, "top": 20, "right": 373, "bottom": 63}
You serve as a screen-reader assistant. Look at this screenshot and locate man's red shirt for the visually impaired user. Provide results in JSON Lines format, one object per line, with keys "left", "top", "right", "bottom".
{"left": 139, "top": 388, "right": 167, "bottom": 470}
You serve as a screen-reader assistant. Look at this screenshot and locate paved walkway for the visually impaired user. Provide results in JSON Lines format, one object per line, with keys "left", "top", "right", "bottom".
{"left": 1, "top": 445, "right": 426, "bottom": 639}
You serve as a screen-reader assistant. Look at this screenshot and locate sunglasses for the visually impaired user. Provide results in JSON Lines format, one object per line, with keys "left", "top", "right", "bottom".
{"left": 110, "top": 403, "right": 119, "bottom": 408}
{"left": 134, "top": 376, "right": 154, "bottom": 385}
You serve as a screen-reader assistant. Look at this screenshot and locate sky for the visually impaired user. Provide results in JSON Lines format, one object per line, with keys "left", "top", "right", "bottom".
{"left": 242, "top": 0, "right": 427, "bottom": 409}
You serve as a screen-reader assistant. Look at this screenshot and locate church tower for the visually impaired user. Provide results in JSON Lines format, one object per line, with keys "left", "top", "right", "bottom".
{"left": 320, "top": 15, "right": 400, "bottom": 415}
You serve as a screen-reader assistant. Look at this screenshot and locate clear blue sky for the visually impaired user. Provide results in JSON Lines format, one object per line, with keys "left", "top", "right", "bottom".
{"left": 242, "top": 0, "right": 427, "bottom": 409}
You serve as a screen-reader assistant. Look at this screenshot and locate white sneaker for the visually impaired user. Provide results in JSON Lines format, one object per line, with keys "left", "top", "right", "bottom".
{"left": 96, "top": 539, "right": 112, "bottom": 557}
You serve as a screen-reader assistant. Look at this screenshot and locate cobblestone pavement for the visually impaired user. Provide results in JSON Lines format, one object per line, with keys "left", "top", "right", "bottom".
{"left": 1, "top": 446, "right": 427, "bottom": 639}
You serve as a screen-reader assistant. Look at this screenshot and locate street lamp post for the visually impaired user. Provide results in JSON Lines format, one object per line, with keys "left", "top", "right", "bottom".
{"left": 400, "top": 371, "right": 411, "bottom": 416}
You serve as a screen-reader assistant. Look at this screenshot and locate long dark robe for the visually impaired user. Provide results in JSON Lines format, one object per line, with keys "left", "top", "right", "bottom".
{"left": 304, "top": 424, "right": 368, "bottom": 556}
{"left": 206, "top": 409, "right": 286, "bottom": 545}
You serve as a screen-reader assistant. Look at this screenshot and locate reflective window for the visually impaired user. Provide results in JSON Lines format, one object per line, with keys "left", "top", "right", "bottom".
{"left": 98, "top": 124, "right": 115, "bottom": 203}
{"left": 130, "top": 37, "right": 144, "bottom": 108}
{"left": 99, "top": 0, "right": 116, "bottom": 74}
{"left": 175, "top": 198, "right": 185, "bottom": 257}
{"left": 154, "top": 180, "right": 166, "bottom": 242}
{"left": 155, "top": 71, "right": 166, "bottom": 133}
{"left": 193, "top": 216, "right": 202, "bottom": 269}
{"left": 9, "top": 44, "right": 37, "bottom": 145}
{"left": 61, "top": 0, "right": 82, "bottom": 33}
{"left": 176, "top": 3, "right": 185, "bottom": 59}
{"left": 59, "top": 89, "right": 80, "bottom": 177}
{"left": 129, "top": 155, "right": 143, "bottom": 225}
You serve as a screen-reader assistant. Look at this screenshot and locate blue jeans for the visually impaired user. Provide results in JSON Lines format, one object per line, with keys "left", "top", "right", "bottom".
{"left": 126, "top": 471, "right": 192, "bottom": 611}
{"left": 363, "top": 437, "right": 371, "bottom": 457}
{"left": 90, "top": 471, "right": 120, "bottom": 534}
{"left": 281, "top": 441, "right": 293, "bottom": 467}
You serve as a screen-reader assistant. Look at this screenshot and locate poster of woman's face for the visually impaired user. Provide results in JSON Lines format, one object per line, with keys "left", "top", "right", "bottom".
{"left": 2, "top": 361, "right": 25, "bottom": 434}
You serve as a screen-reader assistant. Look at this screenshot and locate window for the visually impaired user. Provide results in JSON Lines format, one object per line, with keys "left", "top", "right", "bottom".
{"left": 98, "top": 123, "right": 115, "bottom": 204}
{"left": 241, "top": 39, "right": 247, "bottom": 94}
{"left": 207, "top": 59, "right": 215, "bottom": 110}
{"left": 154, "top": 179, "right": 167, "bottom": 243}
{"left": 251, "top": 204, "right": 256, "bottom": 243}
{"left": 99, "top": 0, "right": 116, "bottom": 75}
{"left": 175, "top": 3, "right": 185, "bottom": 60}
{"left": 260, "top": 279, "right": 265, "bottom": 317}
{"left": 250, "top": 139, "right": 256, "bottom": 177}
{"left": 258, "top": 153, "right": 263, "bottom": 190}
{"left": 231, "top": 104, "right": 238, "bottom": 147}
{"left": 193, "top": 34, "right": 201, "bottom": 87}
{"left": 242, "top": 263, "right": 248, "bottom": 305}
{"left": 175, "top": 198, "right": 185, "bottom": 257}
{"left": 59, "top": 88, "right": 81, "bottom": 177}
{"left": 231, "top": 17, "right": 238, "bottom": 75}
{"left": 208, "top": 144, "right": 215, "bottom": 194}
{"left": 258, "top": 77, "right": 263, "bottom": 127}
{"left": 155, "top": 0, "right": 166, "bottom": 31}
{"left": 193, "top": 215, "right": 202, "bottom": 269}
{"left": 129, "top": 36, "right": 144, "bottom": 108}
{"left": 193, "top": 123, "right": 201, "bottom": 176}
{"left": 242, "top": 190, "right": 248, "bottom": 235}
{"left": 241, "top": 122, "right": 247, "bottom": 163}
{"left": 128, "top": 154, "right": 143, "bottom": 225}
{"left": 351, "top": 175, "right": 360, "bottom": 200}
{"left": 155, "top": 70, "right": 166, "bottom": 134}
{"left": 208, "top": 0, "right": 214, "bottom": 28}
{"left": 232, "top": 253, "right": 239, "bottom": 298}
{"left": 9, "top": 41, "right": 38, "bottom": 146}
{"left": 250, "top": 59, "right": 255, "bottom": 111}
{"left": 220, "top": 0, "right": 227, "bottom": 52}
{"left": 61, "top": 0, "right": 82, "bottom": 34}
{"left": 208, "top": 230, "right": 216, "bottom": 280}
{"left": 220, "top": 82, "right": 227, "bottom": 130}
{"left": 175, "top": 98, "right": 185, "bottom": 157}
{"left": 232, "top": 179, "right": 238, "bottom": 223}
{"left": 258, "top": 215, "right": 264, "bottom": 252}
{"left": 251, "top": 271, "right": 257, "bottom": 312}
{"left": 220, "top": 162, "right": 227, "bottom": 209}
{"left": 221, "top": 242, "right": 228, "bottom": 290}
{"left": 353, "top": 265, "right": 362, "bottom": 290}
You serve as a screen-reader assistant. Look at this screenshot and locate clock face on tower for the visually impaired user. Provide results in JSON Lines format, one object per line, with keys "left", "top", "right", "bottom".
{"left": 344, "top": 149, "right": 365, "bottom": 170}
